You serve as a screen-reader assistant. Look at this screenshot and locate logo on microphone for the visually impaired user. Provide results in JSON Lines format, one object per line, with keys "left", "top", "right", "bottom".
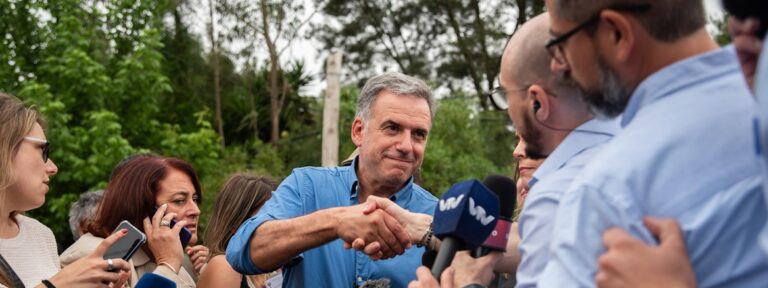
{"left": 438, "top": 195, "right": 464, "bottom": 211}
{"left": 468, "top": 198, "right": 495, "bottom": 225}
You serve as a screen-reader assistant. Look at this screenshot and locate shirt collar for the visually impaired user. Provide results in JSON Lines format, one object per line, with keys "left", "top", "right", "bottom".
{"left": 348, "top": 156, "right": 414, "bottom": 203}
{"left": 530, "top": 117, "right": 621, "bottom": 187}
{"left": 621, "top": 46, "right": 740, "bottom": 127}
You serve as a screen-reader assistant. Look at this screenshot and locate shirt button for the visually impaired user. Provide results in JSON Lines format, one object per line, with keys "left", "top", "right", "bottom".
{"left": 357, "top": 277, "right": 363, "bottom": 282}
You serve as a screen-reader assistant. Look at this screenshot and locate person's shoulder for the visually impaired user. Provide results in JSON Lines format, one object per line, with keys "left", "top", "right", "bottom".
{"left": 16, "top": 214, "right": 54, "bottom": 236}
{"left": 60, "top": 233, "right": 103, "bottom": 265}
{"left": 198, "top": 255, "right": 243, "bottom": 287}
{"left": 411, "top": 184, "right": 438, "bottom": 202}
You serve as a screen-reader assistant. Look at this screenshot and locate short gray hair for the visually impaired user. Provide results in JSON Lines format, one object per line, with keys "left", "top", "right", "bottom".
{"left": 356, "top": 72, "right": 435, "bottom": 122}
{"left": 68, "top": 189, "right": 105, "bottom": 240}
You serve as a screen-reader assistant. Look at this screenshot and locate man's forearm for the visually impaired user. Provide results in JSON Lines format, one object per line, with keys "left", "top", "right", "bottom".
{"left": 249, "top": 208, "right": 341, "bottom": 271}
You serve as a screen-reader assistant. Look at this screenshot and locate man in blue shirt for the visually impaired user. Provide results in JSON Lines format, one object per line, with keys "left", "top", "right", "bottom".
{"left": 497, "top": 14, "right": 621, "bottom": 288}
{"left": 592, "top": 1, "right": 768, "bottom": 287}
{"left": 537, "top": 0, "right": 768, "bottom": 287}
{"left": 226, "top": 72, "right": 438, "bottom": 287}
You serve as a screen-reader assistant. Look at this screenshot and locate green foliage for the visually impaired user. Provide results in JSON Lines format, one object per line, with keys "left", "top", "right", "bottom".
{"left": 421, "top": 97, "right": 514, "bottom": 196}
{"left": 3, "top": 0, "right": 517, "bottom": 249}
{"left": 712, "top": 14, "right": 732, "bottom": 47}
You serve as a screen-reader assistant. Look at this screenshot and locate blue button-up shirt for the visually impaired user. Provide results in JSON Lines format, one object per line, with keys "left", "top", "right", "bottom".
{"left": 516, "top": 118, "right": 620, "bottom": 288}
{"left": 538, "top": 47, "right": 768, "bottom": 287}
{"left": 756, "top": 37, "right": 768, "bottom": 256}
{"left": 226, "top": 158, "right": 437, "bottom": 288}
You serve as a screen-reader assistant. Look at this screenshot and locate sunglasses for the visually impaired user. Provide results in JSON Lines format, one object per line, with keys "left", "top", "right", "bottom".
{"left": 23, "top": 136, "right": 50, "bottom": 163}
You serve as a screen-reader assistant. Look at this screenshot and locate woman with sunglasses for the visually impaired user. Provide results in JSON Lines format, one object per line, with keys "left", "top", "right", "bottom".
{"left": 0, "top": 92, "right": 132, "bottom": 287}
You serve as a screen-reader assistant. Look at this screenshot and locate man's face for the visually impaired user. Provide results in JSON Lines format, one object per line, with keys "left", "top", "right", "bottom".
{"left": 546, "top": 0, "right": 631, "bottom": 118}
{"left": 500, "top": 64, "right": 548, "bottom": 160}
{"left": 505, "top": 91, "right": 548, "bottom": 160}
{"left": 728, "top": 17, "right": 765, "bottom": 88}
{"left": 585, "top": 56, "right": 632, "bottom": 118}
{"left": 353, "top": 91, "right": 431, "bottom": 188}
{"left": 546, "top": 0, "right": 602, "bottom": 98}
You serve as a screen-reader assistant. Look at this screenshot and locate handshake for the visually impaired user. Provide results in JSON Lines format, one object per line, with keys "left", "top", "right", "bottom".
{"left": 338, "top": 195, "right": 435, "bottom": 260}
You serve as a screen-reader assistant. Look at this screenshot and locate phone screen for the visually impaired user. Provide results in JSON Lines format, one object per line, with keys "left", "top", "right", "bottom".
{"left": 104, "top": 220, "right": 147, "bottom": 261}
{"left": 151, "top": 207, "right": 193, "bottom": 248}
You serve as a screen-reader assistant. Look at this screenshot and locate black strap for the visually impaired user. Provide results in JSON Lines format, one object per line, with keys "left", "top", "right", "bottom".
{"left": 40, "top": 280, "right": 55, "bottom": 288}
{"left": 0, "top": 253, "right": 25, "bottom": 288}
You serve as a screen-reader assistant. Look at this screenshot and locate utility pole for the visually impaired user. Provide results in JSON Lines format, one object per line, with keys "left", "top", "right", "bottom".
{"left": 322, "top": 50, "right": 343, "bottom": 166}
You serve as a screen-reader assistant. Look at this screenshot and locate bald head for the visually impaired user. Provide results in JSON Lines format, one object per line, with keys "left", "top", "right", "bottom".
{"left": 501, "top": 14, "right": 552, "bottom": 91}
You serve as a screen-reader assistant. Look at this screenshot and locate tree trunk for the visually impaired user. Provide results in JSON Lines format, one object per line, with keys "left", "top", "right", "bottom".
{"left": 261, "top": 0, "right": 283, "bottom": 148}
{"left": 208, "top": 0, "right": 225, "bottom": 150}
{"left": 322, "top": 51, "right": 343, "bottom": 167}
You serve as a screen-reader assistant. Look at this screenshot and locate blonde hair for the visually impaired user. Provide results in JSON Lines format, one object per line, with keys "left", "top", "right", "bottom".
{"left": 0, "top": 93, "right": 43, "bottom": 214}
{"left": 0, "top": 92, "right": 43, "bottom": 287}
{"left": 204, "top": 173, "right": 276, "bottom": 257}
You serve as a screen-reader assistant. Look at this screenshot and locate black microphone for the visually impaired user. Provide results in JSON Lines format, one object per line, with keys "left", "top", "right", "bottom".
{"left": 472, "top": 175, "right": 517, "bottom": 257}
{"left": 430, "top": 179, "right": 500, "bottom": 279}
{"left": 422, "top": 249, "right": 437, "bottom": 268}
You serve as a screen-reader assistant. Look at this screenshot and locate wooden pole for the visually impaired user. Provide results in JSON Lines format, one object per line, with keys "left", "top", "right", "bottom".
{"left": 322, "top": 50, "right": 343, "bottom": 167}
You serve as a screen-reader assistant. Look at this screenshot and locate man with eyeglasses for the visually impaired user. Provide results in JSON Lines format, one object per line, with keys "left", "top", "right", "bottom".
{"left": 407, "top": 13, "right": 622, "bottom": 288}
{"left": 496, "top": 13, "right": 620, "bottom": 288}
{"left": 588, "top": 1, "right": 768, "bottom": 287}
{"left": 535, "top": 0, "right": 768, "bottom": 287}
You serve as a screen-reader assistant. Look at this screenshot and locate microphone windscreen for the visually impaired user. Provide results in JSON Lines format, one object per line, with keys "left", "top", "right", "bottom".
{"left": 432, "top": 179, "right": 500, "bottom": 250}
{"left": 482, "top": 175, "right": 516, "bottom": 219}
{"left": 135, "top": 273, "right": 176, "bottom": 288}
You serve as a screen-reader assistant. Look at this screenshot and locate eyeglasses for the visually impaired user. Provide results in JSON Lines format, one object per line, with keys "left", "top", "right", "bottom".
{"left": 545, "top": 3, "right": 652, "bottom": 66}
{"left": 487, "top": 86, "right": 531, "bottom": 111}
{"left": 23, "top": 136, "right": 49, "bottom": 163}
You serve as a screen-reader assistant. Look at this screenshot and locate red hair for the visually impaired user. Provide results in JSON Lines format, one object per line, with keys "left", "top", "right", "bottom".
{"left": 86, "top": 154, "right": 202, "bottom": 237}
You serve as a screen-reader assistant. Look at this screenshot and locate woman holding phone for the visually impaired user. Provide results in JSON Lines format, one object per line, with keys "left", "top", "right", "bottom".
{"left": 61, "top": 154, "right": 207, "bottom": 287}
{"left": 0, "top": 93, "right": 131, "bottom": 287}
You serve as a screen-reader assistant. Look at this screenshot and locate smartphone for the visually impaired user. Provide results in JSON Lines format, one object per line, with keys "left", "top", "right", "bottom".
{"left": 104, "top": 220, "right": 147, "bottom": 261}
{"left": 151, "top": 207, "right": 193, "bottom": 248}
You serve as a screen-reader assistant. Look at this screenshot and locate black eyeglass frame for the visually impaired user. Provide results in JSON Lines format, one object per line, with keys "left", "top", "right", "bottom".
{"left": 486, "top": 86, "right": 531, "bottom": 111}
{"left": 545, "top": 3, "right": 653, "bottom": 64}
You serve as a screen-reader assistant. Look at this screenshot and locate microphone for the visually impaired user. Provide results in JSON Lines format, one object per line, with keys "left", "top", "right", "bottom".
{"left": 472, "top": 175, "right": 517, "bottom": 257}
{"left": 135, "top": 273, "right": 177, "bottom": 288}
{"left": 430, "top": 179, "right": 500, "bottom": 279}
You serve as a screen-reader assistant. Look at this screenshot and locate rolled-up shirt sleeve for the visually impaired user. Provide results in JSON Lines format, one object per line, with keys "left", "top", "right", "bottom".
{"left": 226, "top": 170, "right": 305, "bottom": 274}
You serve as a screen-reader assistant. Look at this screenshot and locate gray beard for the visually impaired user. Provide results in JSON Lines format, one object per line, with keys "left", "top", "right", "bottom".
{"left": 585, "top": 57, "right": 632, "bottom": 119}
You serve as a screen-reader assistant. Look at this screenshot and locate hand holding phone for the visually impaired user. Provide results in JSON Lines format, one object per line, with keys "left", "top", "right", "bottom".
{"left": 150, "top": 206, "right": 193, "bottom": 248}
{"left": 143, "top": 204, "right": 188, "bottom": 273}
{"left": 104, "top": 220, "right": 147, "bottom": 261}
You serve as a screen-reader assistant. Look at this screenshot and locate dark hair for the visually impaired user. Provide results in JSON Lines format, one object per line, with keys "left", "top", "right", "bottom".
{"left": 723, "top": 0, "right": 768, "bottom": 39}
{"left": 86, "top": 154, "right": 202, "bottom": 237}
{"left": 204, "top": 173, "right": 276, "bottom": 257}
{"left": 553, "top": 0, "right": 706, "bottom": 42}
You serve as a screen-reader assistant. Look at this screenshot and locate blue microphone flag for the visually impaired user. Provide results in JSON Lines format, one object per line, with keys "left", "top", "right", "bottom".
{"left": 432, "top": 179, "right": 500, "bottom": 250}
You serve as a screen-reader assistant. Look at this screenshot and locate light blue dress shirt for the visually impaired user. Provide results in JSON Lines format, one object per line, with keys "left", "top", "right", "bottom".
{"left": 226, "top": 157, "right": 437, "bottom": 288}
{"left": 516, "top": 118, "right": 620, "bottom": 288}
{"left": 756, "top": 37, "right": 768, "bottom": 256}
{"left": 539, "top": 47, "right": 768, "bottom": 287}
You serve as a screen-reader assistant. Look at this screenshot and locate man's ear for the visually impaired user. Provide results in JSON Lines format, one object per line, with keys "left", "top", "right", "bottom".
{"left": 351, "top": 117, "right": 364, "bottom": 147}
{"left": 599, "top": 10, "right": 635, "bottom": 63}
{"left": 529, "top": 85, "right": 551, "bottom": 122}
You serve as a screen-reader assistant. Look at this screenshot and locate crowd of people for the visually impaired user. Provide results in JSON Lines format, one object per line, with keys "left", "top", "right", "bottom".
{"left": 1, "top": 0, "right": 767, "bottom": 287}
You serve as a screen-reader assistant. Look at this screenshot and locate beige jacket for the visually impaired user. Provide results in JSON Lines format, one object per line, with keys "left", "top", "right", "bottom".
{"left": 60, "top": 233, "right": 196, "bottom": 288}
